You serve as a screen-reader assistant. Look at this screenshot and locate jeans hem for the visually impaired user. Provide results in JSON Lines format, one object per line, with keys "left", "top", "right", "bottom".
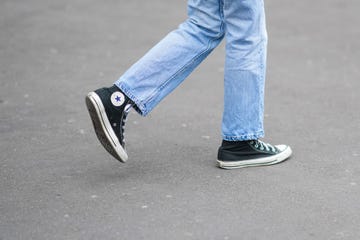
{"left": 222, "top": 131, "right": 264, "bottom": 141}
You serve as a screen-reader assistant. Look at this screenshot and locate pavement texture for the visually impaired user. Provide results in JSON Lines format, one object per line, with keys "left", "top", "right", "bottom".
{"left": 1, "top": 0, "right": 360, "bottom": 239}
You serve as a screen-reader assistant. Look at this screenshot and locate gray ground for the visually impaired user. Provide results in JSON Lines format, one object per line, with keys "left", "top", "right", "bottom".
{"left": 1, "top": 0, "right": 359, "bottom": 239}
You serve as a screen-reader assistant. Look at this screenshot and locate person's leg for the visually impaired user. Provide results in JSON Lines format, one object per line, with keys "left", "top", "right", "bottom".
{"left": 222, "top": 0, "right": 268, "bottom": 141}
{"left": 86, "top": 0, "right": 225, "bottom": 162}
{"left": 115, "top": 0, "right": 225, "bottom": 116}
{"left": 217, "top": 0, "right": 292, "bottom": 169}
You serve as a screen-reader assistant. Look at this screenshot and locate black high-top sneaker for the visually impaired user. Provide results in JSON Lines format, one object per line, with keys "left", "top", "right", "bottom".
{"left": 85, "top": 85, "right": 133, "bottom": 162}
{"left": 217, "top": 139, "right": 292, "bottom": 169}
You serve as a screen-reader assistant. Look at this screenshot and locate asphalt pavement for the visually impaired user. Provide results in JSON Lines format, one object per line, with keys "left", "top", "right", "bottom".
{"left": 1, "top": 0, "right": 360, "bottom": 239}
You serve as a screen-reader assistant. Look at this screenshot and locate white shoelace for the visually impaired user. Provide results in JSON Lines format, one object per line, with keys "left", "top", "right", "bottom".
{"left": 251, "top": 140, "right": 276, "bottom": 153}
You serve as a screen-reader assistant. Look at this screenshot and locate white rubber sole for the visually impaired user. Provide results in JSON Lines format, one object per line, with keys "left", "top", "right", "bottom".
{"left": 217, "top": 145, "right": 292, "bottom": 169}
{"left": 86, "top": 92, "right": 128, "bottom": 162}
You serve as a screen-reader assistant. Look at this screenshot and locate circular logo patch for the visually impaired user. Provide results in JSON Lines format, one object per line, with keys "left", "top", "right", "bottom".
{"left": 110, "top": 91, "right": 125, "bottom": 107}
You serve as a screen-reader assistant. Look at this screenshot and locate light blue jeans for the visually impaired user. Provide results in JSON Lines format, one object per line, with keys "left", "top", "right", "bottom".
{"left": 115, "top": 0, "right": 268, "bottom": 141}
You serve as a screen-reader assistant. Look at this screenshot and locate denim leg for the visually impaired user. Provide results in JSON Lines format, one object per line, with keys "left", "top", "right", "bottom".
{"left": 222, "top": 0, "right": 268, "bottom": 141}
{"left": 115, "top": 0, "right": 224, "bottom": 116}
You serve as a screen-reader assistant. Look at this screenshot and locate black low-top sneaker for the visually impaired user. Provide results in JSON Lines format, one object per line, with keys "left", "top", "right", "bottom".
{"left": 85, "top": 85, "right": 133, "bottom": 162}
{"left": 217, "top": 139, "right": 292, "bottom": 169}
